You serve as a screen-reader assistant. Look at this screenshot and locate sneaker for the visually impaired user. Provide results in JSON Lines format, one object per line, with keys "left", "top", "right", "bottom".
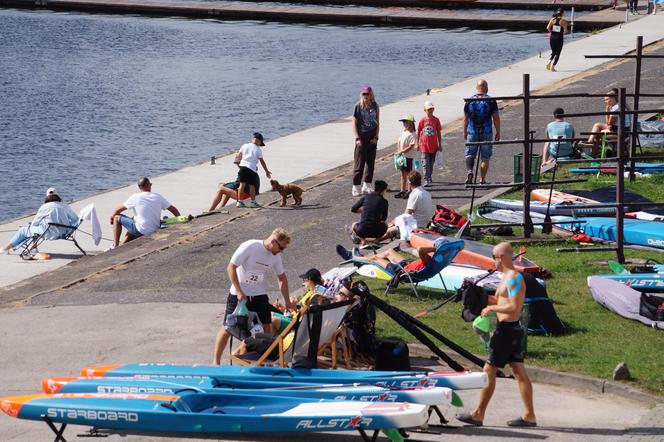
{"left": 352, "top": 247, "right": 363, "bottom": 257}
{"left": 1, "top": 248, "right": 9, "bottom": 255}
{"left": 249, "top": 200, "right": 261, "bottom": 208}
{"left": 336, "top": 244, "right": 353, "bottom": 261}
{"left": 361, "top": 182, "right": 373, "bottom": 195}
{"left": 236, "top": 201, "right": 246, "bottom": 208}
{"left": 394, "top": 191, "right": 404, "bottom": 199}
{"left": 352, "top": 185, "right": 361, "bottom": 197}
{"left": 465, "top": 172, "right": 473, "bottom": 185}
{"left": 480, "top": 180, "right": 487, "bottom": 185}
{"left": 104, "top": 244, "right": 115, "bottom": 252}
{"left": 545, "top": 62, "right": 551, "bottom": 71}
{"left": 402, "top": 191, "right": 411, "bottom": 199}
{"left": 551, "top": 65, "right": 557, "bottom": 72}
{"left": 344, "top": 225, "right": 361, "bottom": 244}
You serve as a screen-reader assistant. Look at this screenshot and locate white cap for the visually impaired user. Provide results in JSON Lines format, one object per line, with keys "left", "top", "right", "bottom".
{"left": 46, "top": 187, "right": 58, "bottom": 196}
{"left": 424, "top": 101, "right": 435, "bottom": 110}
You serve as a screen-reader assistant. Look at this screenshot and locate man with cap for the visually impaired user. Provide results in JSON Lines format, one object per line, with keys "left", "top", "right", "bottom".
{"left": 2, "top": 187, "right": 79, "bottom": 254}
{"left": 110, "top": 177, "right": 180, "bottom": 248}
{"left": 464, "top": 79, "right": 500, "bottom": 185}
{"left": 236, "top": 132, "right": 272, "bottom": 208}
{"left": 417, "top": 101, "right": 442, "bottom": 187}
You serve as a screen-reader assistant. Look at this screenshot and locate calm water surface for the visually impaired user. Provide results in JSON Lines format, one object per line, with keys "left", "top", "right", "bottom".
{"left": 0, "top": 9, "right": 559, "bottom": 221}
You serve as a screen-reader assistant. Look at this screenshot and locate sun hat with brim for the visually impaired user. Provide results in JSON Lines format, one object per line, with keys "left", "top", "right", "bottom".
{"left": 398, "top": 114, "right": 415, "bottom": 123}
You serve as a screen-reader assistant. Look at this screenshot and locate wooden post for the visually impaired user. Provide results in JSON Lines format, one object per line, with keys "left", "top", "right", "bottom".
{"left": 616, "top": 88, "right": 626, "bottom": 264}
{"left": 629, "top": 36, "right": 643, "bottom": 183}
{"left": 523, "top": 74, "right": 533, "bottom": 238}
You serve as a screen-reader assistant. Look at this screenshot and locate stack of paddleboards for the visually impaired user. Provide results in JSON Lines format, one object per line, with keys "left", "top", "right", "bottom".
{"left": 1, "top": 363, "right": 488, "bottom": 440}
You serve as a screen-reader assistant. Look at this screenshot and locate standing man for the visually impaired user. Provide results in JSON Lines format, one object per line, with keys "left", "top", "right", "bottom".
{"left": 213, "top": 228, "right": 294, "bottom": 365}
{"left": 464, "top": 80, "right": 500, "bottom": 185}
{"left": 417, "top": 101, "right": 442, "bottom": 187}
{"left": 457, "top": 241, "right": 537, "bottom": 428}
{"left": 110, "top": 177, "right": 180, "bottom": 248}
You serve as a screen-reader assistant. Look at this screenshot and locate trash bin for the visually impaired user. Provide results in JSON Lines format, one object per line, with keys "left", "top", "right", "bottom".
{"left": 513, "top": 153, "right": 541, "bottom": 183}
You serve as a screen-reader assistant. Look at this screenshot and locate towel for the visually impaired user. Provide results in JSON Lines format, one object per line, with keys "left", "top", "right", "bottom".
{"left": 78, "top": 203, "right": 102, "bottom": 245}
{"left": 393, "top": 213, "right": 417, "bottom": 241}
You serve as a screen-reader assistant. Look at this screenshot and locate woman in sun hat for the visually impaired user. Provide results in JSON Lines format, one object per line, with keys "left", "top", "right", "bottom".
{"left": 352, "top": 85, "right": 380, "bottom": 197}
{"left": 395, "top": 114, "right": 417, "bottom": 199}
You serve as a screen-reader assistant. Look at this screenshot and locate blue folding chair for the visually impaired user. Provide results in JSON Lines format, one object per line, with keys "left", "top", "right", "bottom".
{"left": 18, "top": 220, "right": 85, "bottom": 260}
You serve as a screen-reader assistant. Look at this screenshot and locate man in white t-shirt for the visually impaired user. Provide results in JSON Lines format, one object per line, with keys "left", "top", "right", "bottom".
{"left": 110, "top": 177, "right": 180, "bottom": 248}
{"left": 213, "top": 228, "right": 294, "bottom": 365}
{"left": 405, "top": 171, "right": 434, "bottom": 229}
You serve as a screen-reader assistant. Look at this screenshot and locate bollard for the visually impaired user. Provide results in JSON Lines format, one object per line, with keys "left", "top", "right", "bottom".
{"left": 426, "top": 88, "right": 430, "bottom": 96}
{"left": 210, "top": 155, "right": 216, "bottom": 165}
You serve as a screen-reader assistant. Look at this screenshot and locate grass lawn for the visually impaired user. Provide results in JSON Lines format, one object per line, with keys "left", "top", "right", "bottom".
{"left": 361, "top": 161, "right": 664, "bottom": 396}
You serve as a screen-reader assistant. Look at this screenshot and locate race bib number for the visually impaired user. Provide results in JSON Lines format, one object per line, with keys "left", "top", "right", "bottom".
{"left": 244, "top": 272, "right": 264, "bottom": 287}
{"left": 552, "top": 25, "right": 562, "bottom": 33}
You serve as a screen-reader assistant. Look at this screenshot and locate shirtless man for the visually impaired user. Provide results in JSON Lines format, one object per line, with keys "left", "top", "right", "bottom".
{"left": 457, "top": 241, "right": 537, "bottom": 428}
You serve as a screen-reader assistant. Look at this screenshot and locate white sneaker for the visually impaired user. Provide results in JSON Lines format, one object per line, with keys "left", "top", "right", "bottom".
{"left": 361, "top": 182, "right": 373, "bottom": 194}
{"left": 352, "top": 185, "right": 361, "bottom": 197}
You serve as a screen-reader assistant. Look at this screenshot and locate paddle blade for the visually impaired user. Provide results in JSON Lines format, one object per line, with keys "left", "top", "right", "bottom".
{"left": 451, "top": 391, "right": 464, "bottom": 407}
{"left": 608, "top": 260, "right": 630, "bottom": 275}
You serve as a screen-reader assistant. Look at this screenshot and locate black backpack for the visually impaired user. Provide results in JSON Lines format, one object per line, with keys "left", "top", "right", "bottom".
{"left": 459, "top": 281, "right": 488, "bottom": 322}
{"left": 522, "top": 272, "right": 566, "bottom": 336}
{"left": 343, "top": 294, "right": 377, "bottom": 356}
{"left": 640, "top": 293, "right": 664, "bottom": 321}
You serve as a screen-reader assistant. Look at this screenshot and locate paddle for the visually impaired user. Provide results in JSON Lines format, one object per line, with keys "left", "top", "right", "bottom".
{"left": 414, "top": 250, "right": 527, "bottom": 318}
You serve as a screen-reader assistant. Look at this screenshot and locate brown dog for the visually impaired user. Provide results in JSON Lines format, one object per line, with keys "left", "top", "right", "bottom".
{"left": 270, "top": 180, "right": 303, "bottom": 207}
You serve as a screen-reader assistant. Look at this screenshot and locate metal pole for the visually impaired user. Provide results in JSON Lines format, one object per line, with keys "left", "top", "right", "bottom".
{"left": 571, "top": 7, "right": 575, "bottom": 39}
{"left": 630, "top": 36, "right": 643, "bottom": 183}
{"left": 523, "top": 74, "right": 533, "bottom": 238}
{"left": 616, "top": 88, "right": 627, "bottom": 263}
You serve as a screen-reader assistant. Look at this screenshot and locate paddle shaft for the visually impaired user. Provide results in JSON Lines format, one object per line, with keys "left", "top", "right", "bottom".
{"left": 416, "top": 269, "right": 497, "bottom": 318}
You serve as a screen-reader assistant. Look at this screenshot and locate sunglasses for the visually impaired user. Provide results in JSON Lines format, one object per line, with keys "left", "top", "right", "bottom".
{"left": 361, "top": 93, "right": 370, "bottom": 96}
{"left": 273, "top": 239, "right": 287, "bottom": 252}
{"left": 492, "top": 254, "right": 502, "bottom": 259}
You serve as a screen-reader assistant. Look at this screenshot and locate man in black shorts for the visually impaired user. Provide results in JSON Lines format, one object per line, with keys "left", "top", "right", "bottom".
{"left": 457, "top": 242, "right": 537, "bottom": 428}
{"left": 212, "top": 228, "right": 294, "bottom": 365}
{"left": 347, "top": 180, "right": 389, "bottom": 244}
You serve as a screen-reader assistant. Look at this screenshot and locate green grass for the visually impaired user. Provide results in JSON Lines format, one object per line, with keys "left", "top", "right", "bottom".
{"left": 363, "top": 162, "right": 664, "bottom": 395}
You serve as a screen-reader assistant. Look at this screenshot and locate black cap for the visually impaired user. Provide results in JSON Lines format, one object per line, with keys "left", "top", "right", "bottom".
{"left": 253, "top": 132, "right": 265, "bottom": 146}
{"left": 299, "top": 268, "right": 323, "bottom": 284}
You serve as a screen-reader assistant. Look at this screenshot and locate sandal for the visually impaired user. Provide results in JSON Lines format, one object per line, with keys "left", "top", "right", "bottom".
{"left": 457, "top": 412, "right": 483, "bottom": 427}
{"left": 506, "top": 417, "right": 537, "bottom": 427}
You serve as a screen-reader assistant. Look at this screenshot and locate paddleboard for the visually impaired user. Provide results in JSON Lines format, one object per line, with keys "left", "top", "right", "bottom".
{"left": 557, "top": 216, "right": 664, "bottom": 249}
{"left": 357, "top": 263, "right": 493, "bottom": 292}
{"left": 80, "top": 364, "right": 488, "bottom": 391}
{"left": 409, "top": 231, "right": 541, "bottom": 274}
{"left": 531, "top": 189, "right": 596, "bottom": 204}
{"left": 592, "top": 273, "right": 664, "bottom": 292}
{"left": 570, "top": 163, "right": 664, "bottom": 174}
{"left": 0, "top": 392, "right": 428, "bottom": 434}
{"left": 488, "top": 198, "right": 616, "bottom": 217}
{"left": 42, "top": 376, "right": 454, "bottom": 406}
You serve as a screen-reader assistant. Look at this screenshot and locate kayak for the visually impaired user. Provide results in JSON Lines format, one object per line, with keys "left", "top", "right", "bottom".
{"left": 81, "top": 364, "right": 488, "bottom": 391}
{"left": 409, "top": 230, "right": 541, "bottom": 274}
{"left": 592, "top": 273, "right": 664, "bottom": 292}
{"left": 356, "top": 262, "right": 494, "bottom": 292}
{"left": 42, "top": 376, "right": 455, "bottom": 406}
{"left": 0, "top": 392, "right": 428, "bottom": 435}
{"left": 557, "top": 216, "right": 664, "bottom": 249}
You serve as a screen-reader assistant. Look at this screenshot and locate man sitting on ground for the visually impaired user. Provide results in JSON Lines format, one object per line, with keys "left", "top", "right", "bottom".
{"left": 110, "top": 177, "right": 180, "bottom": 248}
{"left": 347, "top": 180, "right": 389, "bottom": 245}
{"left": 541, "top": 107, "right": 576, "bottom": 167}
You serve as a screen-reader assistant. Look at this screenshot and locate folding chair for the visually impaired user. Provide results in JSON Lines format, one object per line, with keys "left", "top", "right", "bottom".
{"left": 18, "top": 220, "right": 85, "bottom": 260}
{"left": 231, "top": 299, "right": 354, "bottom": 368}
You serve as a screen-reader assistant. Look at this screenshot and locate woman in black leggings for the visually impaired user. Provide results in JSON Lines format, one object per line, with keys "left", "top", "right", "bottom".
{"left": 546, "top": 9, "right": 568, "bottom": 72}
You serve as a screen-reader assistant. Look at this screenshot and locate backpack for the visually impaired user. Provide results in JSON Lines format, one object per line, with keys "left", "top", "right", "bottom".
{"left": 467, "top": 95, "right": 493, "bottom": 130}
{"left": 522, "top": 272, "right": 566, "bottom": 335}
{"left": 459, "top": 281, "right": 488, "bottom": 323}
{"left": 343, "top": 294, "right": 377, "bottom": 356}
{"left": 639, "top": 293, "right": 664, "bottom": 321}
{"left": 430, "top": 205, "right": 467, "bottom": 233}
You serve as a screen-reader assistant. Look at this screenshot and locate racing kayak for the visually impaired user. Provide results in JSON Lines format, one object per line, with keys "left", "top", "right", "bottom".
{"left": 81, "top": 364, "right": 488, "bottom": 390}
{"left": 409, "top": 230, "right": 540, "bottom": 274}
{"left": 0, "top": 392, "right": 428, "bottom": 436}
{"left": 43, "top": 376, "right": 455, "bottom": 406}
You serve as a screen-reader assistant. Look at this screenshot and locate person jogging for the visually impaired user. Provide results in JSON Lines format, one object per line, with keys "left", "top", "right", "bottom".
{"left": 546, "top": 9, "right": 568, "bottom": 72}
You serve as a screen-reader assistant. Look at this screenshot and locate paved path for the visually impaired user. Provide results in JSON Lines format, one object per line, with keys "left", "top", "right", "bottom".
{"left": 1, "top": 13, "right": 663, "bottom": 290}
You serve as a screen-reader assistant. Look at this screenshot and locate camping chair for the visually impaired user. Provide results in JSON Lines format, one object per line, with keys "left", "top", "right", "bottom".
{"left": 230, "top": 299, "right": 354, "bottom": 368}
{"left": 18, "top": 220, "right": 85, "bottom": 260}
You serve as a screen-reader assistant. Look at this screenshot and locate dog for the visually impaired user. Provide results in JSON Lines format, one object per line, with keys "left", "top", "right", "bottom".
{"left": 270, "top": 180, "right": 303, "bottom": 207}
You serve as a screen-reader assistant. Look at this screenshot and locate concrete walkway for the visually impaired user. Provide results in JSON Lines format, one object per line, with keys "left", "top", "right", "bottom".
{"left": 1, "top": 14, "right": 663, "bottom": 290}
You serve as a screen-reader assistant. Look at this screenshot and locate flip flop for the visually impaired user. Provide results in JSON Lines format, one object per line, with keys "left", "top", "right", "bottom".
{"left": 506, "top": 417, "right": 537, "bottom": 427}
{"left": 457, "top": 412, "right": 483, "bottom": 427}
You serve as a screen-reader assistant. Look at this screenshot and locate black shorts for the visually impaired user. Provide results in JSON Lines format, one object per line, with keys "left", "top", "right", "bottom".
{"left": 487, "top": 320, "right": 525, "bottom": 368}
{"left": 237, "top": 166, "right": 259, "bottom": 188}
{"left": 224, "top": 293, "right": 276, "bottom": 325}
{"left": 399, "top": 158, "right": 413, "bottom": 172}
{"left": 354, "top": 222, "right": 388, "bottom": 239}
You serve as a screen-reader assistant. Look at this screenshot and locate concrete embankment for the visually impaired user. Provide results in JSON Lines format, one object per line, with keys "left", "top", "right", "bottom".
{"left": 0, "top": 0, "right": 626, "bottom": 30}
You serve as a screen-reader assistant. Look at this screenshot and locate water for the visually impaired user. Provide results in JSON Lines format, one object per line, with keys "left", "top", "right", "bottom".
{"left": 0, "top": 9, "right": 556, "bottom": 221}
